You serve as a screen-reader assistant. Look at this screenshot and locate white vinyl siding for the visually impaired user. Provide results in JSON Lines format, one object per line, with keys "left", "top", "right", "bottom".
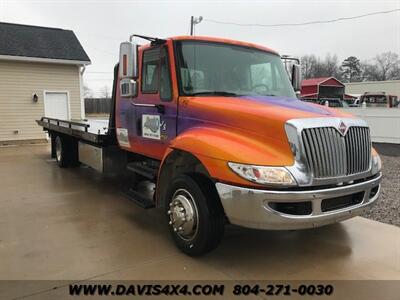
{"left": 0, "top": 60, "right": 82, "bottom": 142}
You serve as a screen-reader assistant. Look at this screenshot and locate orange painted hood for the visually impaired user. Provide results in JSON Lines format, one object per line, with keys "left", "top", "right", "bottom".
{"left": 174, "top": 96, "right": 354, "bottom": 185}
{"left": 179, "top": 95, "right": 352, "bottom": 142}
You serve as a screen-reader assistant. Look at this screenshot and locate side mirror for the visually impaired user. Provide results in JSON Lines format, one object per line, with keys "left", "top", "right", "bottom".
{"left": 119, "top": 41, "right": 138, "bottom": 97}
{"left": 120, "top": 78, "right": 137, "bottom": 98}
{"left": 119, "top": 42, "right": 138, "bottom": 79}
{"left": 291, "top": 64, "right": 301, "bottom": 92}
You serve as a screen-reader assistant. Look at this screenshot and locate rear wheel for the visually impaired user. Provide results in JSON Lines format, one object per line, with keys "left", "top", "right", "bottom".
{"left": 54, "top": 135, "right": 79, "bottom": 168}
{"left": 165, "top": 174, "right": 225, "bottom": 256}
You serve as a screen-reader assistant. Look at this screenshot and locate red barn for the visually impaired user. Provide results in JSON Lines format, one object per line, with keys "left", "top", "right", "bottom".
{"left": 301, "top": 77, "right": 356, "bottom": 103}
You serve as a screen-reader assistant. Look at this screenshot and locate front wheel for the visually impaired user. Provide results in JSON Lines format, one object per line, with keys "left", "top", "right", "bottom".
{"left": 165, "top": 174, "right": 225, "bottom": 256}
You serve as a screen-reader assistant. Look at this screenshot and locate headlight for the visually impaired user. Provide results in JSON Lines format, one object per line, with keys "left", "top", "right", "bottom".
{"left": 371, "top": 153, "right": 382, "bottom": 174}
{"left": 228, "top": 162, "right": 297, "bottom": 186}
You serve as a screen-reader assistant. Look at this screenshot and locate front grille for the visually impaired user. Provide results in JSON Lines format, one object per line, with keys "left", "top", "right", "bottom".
{"left": 301, "top": 126, "right": 371, "bottom": 179}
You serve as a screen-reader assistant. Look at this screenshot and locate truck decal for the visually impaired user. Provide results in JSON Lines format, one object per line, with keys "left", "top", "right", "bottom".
{"left": 116, "top": 128, "right": 130, "bottom": 147}
{"left": 142, "top": 115, "right": 161, "bottom": 140}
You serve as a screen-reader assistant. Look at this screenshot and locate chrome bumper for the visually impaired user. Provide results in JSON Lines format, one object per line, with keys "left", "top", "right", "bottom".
{"left": 216, "top": 173, "right": 382, "bottom": 230}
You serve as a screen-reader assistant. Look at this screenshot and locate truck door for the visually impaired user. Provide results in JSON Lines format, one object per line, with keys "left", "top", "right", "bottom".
{"left": 129, "top": 45, "right": 176, "bottom": 159}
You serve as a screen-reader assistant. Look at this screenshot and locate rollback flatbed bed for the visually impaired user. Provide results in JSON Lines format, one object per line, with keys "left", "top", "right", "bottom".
{"left": 36, "top": 117, "right": 110, "bottom": 145}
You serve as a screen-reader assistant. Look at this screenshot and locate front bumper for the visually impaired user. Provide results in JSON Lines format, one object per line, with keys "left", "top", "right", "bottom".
{"left": 215, "top": 172, "right": 382, "bottom": 230}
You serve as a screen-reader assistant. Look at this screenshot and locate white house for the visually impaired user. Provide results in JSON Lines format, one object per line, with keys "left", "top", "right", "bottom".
{"left": 0, "top": 22, "right": 91, "bottom": 143}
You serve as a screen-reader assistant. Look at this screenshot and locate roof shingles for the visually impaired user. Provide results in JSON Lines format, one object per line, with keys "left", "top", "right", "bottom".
{"left": 0, "top": 22, "right": 90, "bottom": 63}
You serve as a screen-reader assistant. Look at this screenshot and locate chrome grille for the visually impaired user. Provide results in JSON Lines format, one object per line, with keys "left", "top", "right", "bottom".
{"left": 301, "top": 126, "right": 371, "bottom": 178}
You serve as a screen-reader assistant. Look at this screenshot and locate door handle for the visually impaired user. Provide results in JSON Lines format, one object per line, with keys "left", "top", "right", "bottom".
{"left": 130, "top": 102, "right": 165, "bottom": 114}
{"left": 130, "top": 102, "right": 156, "bottom": 107}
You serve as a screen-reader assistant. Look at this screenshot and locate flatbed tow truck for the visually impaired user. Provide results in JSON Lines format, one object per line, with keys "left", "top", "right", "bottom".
{"left": 37, "top": 35, "right": 382, "bottom": 256}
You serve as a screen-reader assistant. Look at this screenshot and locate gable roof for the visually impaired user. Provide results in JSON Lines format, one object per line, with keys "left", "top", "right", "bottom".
{"left": 301, "top": 77, "right": 330, "bottom": 86}
{"left": 0, "top": 22, "right": 91, "bottom": 65}
{"left": 301, "top": 77, "right": 344, "bottom": 87}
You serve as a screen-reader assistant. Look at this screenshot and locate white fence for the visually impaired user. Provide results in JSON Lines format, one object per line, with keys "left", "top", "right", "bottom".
{"left": 341, "top": 108, "right": 400, "bottom": 144}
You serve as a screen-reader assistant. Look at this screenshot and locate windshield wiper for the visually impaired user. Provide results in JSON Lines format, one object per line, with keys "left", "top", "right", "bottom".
{"left": 188, "top": 91, "right": 240, "bottom": 96}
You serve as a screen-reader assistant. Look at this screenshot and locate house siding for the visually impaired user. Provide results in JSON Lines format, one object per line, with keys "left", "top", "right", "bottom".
{"left": 0, "top": 60, "right": 82, "bottom": 142}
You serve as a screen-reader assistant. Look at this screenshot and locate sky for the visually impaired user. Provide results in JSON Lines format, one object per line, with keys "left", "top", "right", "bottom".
{"left": 1, "top": 0, "right": 399, "bottom": 96}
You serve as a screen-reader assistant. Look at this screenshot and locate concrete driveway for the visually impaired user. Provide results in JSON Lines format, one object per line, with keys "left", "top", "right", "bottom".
{"left": 0, "top": 144, "right": 399, "bottom": 298}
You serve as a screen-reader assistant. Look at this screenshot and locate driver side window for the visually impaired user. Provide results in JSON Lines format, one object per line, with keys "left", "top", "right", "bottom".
{"left": 142, "top": 48, "right": 160, "bottom": 93}
{"left": 141, "top": 47, "right": 172, "bottom": 101}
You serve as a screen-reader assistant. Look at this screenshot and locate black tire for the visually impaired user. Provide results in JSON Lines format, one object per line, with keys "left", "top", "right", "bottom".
{"left": 165, "top": 174, "right": 225, "bottom": 256}
{"left": 50, "top": 133, "right": 57, "bottom": 158}
{"left": 54, "top": 135, "right": 79, "bottom": 168}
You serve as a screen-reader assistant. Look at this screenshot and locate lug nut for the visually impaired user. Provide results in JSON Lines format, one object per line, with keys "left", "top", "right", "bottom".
{"left": 169, "top": 203, "right": 173, "bottom": 207}
{"left": 169, "top": 221, "right": 173, "bottom": 225}
{"left": 173, "top": 227, "right": 177, "bottom": 232}
{"left": 178, "top": 226, "right": 183, "bottom": 231}
{"left": 167, "top": 210, "right": 171, "bottom": 215}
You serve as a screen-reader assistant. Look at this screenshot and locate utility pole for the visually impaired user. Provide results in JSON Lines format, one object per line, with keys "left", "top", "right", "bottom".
{"left": 190, "top": 16, "right": 203, "bottom": 36}
{"left": 190, "top": 16, "right": 194, "bottom": 36}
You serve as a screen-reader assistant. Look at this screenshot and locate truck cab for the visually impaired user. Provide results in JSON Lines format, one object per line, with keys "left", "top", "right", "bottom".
{"left": 38, "top": 35, "right": 382, "bottom": 256}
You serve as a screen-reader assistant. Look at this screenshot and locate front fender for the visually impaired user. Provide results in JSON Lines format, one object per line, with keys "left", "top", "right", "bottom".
{"left": 168, "top": 126, "right": 294, "bottom": 185}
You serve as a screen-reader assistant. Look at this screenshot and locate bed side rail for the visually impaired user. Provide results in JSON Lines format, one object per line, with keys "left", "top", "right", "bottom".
{"left": 36, "top": 117, "right": 108, "bottom": 145}
{"left": 40, "top": 117, "right": 90, "bottom": 132}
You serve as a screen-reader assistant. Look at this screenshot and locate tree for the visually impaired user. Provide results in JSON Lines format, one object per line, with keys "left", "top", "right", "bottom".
{"left": 300, "top": 52, "right": 400, "bottom": 82}
{"left": 300, "top": 54, "right": 318, "bottom": 79}
{"left": 361, "top": 53, "right": 400, "bottom": 81}
{"left": 313, "top": 56, "right": 326, "bottom": 78}
{"left": 323, "top": 54, "right": 340, "bottom": 79}
{"left": 83, "top": 84, "right": 93, "bottom": 98}
{"left": 301, "top": 54, "right": 340, "bottom": 79}
{"left": 100, "top": 85, "right": 111, "bottom": 98}
{"left": 340, "top": 56, "right": 361, "bottom": 82}
{"left": 373, "top": 52, "right": 400, "bottom": 81}
{"left": 391, "top": 64, "right": 400, "bottom": 80}
{"left": 360, "top": 61, "right": 380, "bottom": 81}
{"left": 300, "top": 54, "right": 326, "bottom": 78}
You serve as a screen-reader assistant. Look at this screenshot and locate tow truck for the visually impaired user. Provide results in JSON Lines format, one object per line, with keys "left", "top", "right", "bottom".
{"left": 37, "top": 35, "right": 382, "bottom": 256}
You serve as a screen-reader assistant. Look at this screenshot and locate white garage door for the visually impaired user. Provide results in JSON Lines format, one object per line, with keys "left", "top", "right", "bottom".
{"left": 44, "top": 92, "right": 70, "bottom": 120}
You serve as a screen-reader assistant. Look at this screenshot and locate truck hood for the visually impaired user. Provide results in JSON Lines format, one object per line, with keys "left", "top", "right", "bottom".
{"left": 240, "top": 95, "right": 338, "bottom": 116}
{"left": 177, "top": 95, "right": 353, "bottom": 168}
{"left": 180, "top": 95, "right": 352, "bottom": 139}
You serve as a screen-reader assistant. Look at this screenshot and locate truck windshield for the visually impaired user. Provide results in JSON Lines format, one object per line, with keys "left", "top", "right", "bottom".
{"left": 175, "top": 40, "right": 296, "bottom": 98}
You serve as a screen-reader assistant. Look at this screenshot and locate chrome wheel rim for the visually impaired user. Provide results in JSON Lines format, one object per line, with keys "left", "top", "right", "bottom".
{"left": 168, "top": 189, "right": 199, "bottom": 241}
{"left": 55, "top": 138, "right": 62, "bottom": 162}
